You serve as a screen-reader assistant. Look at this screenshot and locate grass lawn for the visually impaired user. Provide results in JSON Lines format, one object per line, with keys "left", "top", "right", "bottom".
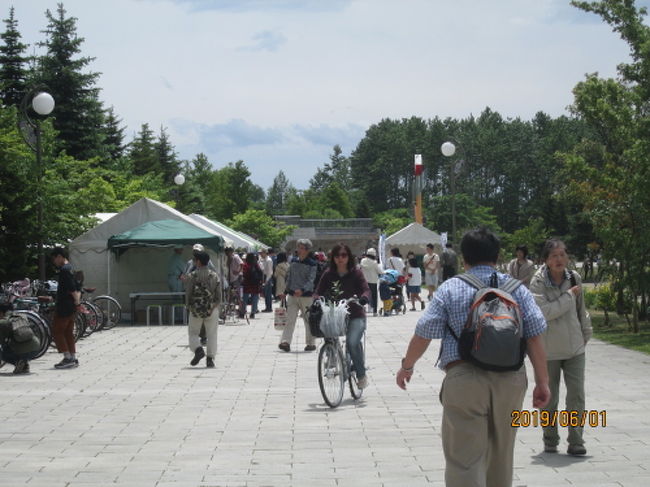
{"left": 589, "top": 309, "right": 650, "bottom": 355}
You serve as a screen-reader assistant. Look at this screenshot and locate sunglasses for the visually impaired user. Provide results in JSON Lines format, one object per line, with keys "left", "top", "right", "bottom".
{"left": 334, "top": 253, "right": 349, "bottom": 258}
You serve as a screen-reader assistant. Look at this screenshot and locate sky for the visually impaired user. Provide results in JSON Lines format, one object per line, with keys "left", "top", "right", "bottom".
{"left": 7, "top": 0, "right": 648, "bottom": 190}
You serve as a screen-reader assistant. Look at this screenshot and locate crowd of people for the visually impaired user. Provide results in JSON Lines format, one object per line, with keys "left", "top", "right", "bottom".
{"left": 1, "top": 230, "right": 593, "bottom": 487}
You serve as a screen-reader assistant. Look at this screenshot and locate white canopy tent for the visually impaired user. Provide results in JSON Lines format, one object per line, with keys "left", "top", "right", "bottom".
{"left": 384, "top": 222, "right": 442, "bottom": 259}
{"left": 69, "top": 198, "right": 225, "bottom": 315}
{"left": 187, "top": 214, "right": 268, "bottom": 251}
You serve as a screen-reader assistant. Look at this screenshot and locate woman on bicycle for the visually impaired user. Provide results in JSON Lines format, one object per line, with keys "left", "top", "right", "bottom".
{"left": 315, "top": 243, "right": 371, "bottom": 389}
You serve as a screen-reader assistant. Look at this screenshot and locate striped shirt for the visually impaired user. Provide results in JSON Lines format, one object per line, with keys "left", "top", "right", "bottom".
{"left": 415, "top": 265, "right": 547, "bottom": 370}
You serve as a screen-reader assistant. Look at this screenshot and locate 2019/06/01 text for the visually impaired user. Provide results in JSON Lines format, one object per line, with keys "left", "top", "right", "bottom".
{"left": 511, "top": 410, "right": 607, "bottom": 428}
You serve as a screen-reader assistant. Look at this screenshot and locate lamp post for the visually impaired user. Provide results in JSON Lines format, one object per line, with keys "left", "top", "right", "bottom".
{"left": 18, "top": 88, "right": 55, "bottom": 281}
{"left": 173, "top": 173, "right": 185, "bottom": 209}
{"left": 441, "top": 141, "right": 463, "bottom": 247}
{"left": 413, "top": 154, "right": 424, "bottom": 224}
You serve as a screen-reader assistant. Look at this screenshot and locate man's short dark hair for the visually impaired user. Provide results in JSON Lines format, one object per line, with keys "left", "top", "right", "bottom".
{"left": 426, "top": 243, "right": 434, "bottom": 249}
{"left": 445, "top": 243, "right": 453, "bottom": 248}
{"left": 460, "top": 227, "right": 500, "bottom": 266}
{"left": 195, "top": 251, "right": 210, "bottom": 266}
{"left": 51, "top": 247, "right": 69, "bottom": 259}
{"left": 515, "top": 245, "right": 529, "bottom": 258}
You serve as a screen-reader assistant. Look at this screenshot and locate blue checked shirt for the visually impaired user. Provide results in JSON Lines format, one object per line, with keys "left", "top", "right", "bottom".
{"left": 416, "top": 265, "right": 547, "bottom": 370}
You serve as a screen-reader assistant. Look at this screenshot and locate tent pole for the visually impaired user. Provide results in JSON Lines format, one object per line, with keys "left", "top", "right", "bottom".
{"left": 107, "top": 250, "right": 111, "bottom": 295}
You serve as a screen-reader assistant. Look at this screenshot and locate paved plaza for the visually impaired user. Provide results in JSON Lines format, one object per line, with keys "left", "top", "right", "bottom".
{"left": 2, "top": 307, "right": 650, "bottom": 487}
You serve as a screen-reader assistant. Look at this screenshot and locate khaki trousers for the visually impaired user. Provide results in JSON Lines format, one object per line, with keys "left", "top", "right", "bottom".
{"left": 440, "top": 362, "right": 527, "bottom": 487}
{"left": 280, "top": 295, "right": 315, "bottom": 347}
{"left": 543, "top": 353, "right": 586, "bottom": 448}
{"left": 188, "top": 312, "right": 218, "bottom": 358}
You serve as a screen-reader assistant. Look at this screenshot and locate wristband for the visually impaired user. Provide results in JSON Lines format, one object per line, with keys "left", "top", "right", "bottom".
{"left": 401, "top": 358, "right": 414, "bottom": 372}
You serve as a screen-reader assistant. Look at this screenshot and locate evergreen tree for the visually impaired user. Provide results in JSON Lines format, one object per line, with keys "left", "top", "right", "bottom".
{"left": 102, "top": 106, "right": 126, "bottom": 162}
{"left": 34, "top": 3, "right": 105, "bottom": 160}
{"left": 129, "top": 123, "right": 159, "bottom": 175}
{"left": 0, "top": 6, "right": 29, "bottom": 108}
{"left": 266, "top": 170, "right": 295, "bottom": 214}
{"left": 155, "top": 125, "right": 180, "bottom": 185}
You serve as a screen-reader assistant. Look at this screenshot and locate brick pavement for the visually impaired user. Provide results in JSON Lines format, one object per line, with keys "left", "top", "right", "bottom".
{"left": 1, "top": 307, "right": 649, "bottom": 486}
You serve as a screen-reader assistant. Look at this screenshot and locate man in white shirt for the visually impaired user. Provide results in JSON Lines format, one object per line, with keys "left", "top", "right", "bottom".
{"left": 422, "top": 243, "right": 440, "bottom": 300}
{"left": 259, "top": 248, "right": 274, "bottom": 312}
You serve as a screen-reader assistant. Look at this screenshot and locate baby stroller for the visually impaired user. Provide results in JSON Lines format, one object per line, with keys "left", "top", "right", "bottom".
{"left": 378, "top": 269, "right": 406, "bottom": 316}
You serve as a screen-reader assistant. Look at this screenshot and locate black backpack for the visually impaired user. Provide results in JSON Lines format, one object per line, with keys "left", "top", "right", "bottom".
{"left": 446, "top": 273, "right": 525, "bottom": 372}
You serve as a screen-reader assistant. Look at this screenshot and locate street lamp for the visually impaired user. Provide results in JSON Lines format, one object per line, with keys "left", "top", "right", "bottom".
{"left": 18, "top": 88, "right": 55, "bottom": 281}
{"left": 441, "top": 140, "right": 464, "bottom": 247}
{"left": 173, "top": 173, "right": 185, "bottom": 209}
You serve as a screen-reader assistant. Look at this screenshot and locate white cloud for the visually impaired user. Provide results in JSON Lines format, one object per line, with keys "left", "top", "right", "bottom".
{"left": 10, "top": 0, "right": 645, "bottom": 189}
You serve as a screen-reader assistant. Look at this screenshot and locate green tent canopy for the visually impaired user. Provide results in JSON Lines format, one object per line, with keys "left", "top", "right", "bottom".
{"left": 108, "top": 219, "right": 224, "bottom": 253}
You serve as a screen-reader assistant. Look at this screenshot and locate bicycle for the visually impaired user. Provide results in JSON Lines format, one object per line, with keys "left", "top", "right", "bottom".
{"left": 219, "top": 284, "right": 249, "bottom": 325}
{"left": 312, "top": 297, "right": 365, "bottom": 408}
{"left": 80, "top": 287, "right": 122, "bottom": 330}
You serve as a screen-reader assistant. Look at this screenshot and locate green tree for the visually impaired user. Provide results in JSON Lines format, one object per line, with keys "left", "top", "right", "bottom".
{"left": 227, "top": 209, "right": 295, "bottom": 249}
{"left": 102, "top": 106, "right": 126, "bottom": 163}
{"left": 0, "top": 6, "right": 29, "bottom": 108}
{"left": 206, "top": 160, "right": 253, "bottom": 221}
{"left": 0, "top": 104, "right": 37, "bottom": 280}
{"left": 155, "top": 125, "right": 180, "bottom": 185}
{"left": 266, "top": 170, "right": 295, "bottom": 214}
{"left": 34, "top": 3, "right": 105, "bottom": 161}
{"left": 129, "top": 123, "right": 159, "bottom": 175}
{"left": 561, "top": 0, "right": 650, "bottom": 332}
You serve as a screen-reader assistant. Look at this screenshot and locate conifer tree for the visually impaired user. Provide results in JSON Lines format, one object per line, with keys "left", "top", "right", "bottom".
{"left": 129, "top": 123, "right": 159, "bottom": 175}
{"left": 0, "top": 6, "right": 29, "bottom": 108}
{"left": 34, "top": 3, "right": 105, "bottom": 160}
{"left": 102, "top": 106, "right": 126, "bottom": 162}
{"left": 155, "top": 125, "right": 180, "bottom": 184}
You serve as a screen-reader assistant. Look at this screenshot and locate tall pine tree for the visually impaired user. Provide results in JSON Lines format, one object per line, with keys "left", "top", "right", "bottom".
{"left": 129, "top": 123, "right": 159, "bottom": 176}
{"left": 0, "top": 6, "right": 29, "bottom": 108}
{"left": 35, "top": 3, "right": 105, "bottom": 160}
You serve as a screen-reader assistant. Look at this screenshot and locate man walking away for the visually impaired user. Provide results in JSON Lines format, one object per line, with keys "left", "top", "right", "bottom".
{"left": 51, "top": 247, "right": 81, "bottom": 369}
{"left": 186, "top": 251, "right": 221, "bottom": 368}
{"left": 396, "top": 228, "right": 550, "bottom": 487}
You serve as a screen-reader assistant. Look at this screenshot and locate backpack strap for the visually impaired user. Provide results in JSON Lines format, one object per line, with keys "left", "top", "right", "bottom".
{"left": 500, "top": 277, "right": 523, "bottom": 295}
{"left": 455, "top": 273, "right": 486, "bottom": 290}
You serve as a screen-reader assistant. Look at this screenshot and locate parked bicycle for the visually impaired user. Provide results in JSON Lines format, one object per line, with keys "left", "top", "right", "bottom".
{"left": 219, "top": 285, "right": 249, "bottom": 325}
{"left": 310, "top": 297, "right": 365, "bottom": 408}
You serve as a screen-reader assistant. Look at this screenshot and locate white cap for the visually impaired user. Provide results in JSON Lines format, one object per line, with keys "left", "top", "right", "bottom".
{"left": 192, "top": 243, "right": 205, "bottom": 252}
{"left": 366, "top": 248, "right": 377, "bottom": 256}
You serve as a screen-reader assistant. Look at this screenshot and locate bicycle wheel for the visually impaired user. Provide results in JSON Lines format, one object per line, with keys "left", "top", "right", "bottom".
{"left": 73, "top": 313, "right": 86, "bottom": 341}
{"left": 79, "top": 301, "right": 100, "bottom": 336}
{"left": 92, "top": 295, "right": 122, "bottom": 329}
{"left": 348, "top": 341, "right": 365, "bottom": 400}
{"left": 13, "top": 310, "right": 51, "bottom": 359}
{"left": 318, "top": 341, "right": 345, "bottom": 408}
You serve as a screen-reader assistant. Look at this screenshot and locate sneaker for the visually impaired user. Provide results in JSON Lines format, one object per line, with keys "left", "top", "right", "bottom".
{"left": 262, "top": 309, "right": 273, "bottom": 313}
{"left": 421, "top": 301, "right": 425, "bottom": 310}
{"left": 54, "top": 357, "right": 78, "bottom": 369}
{"left": 200, "top": 337, "right": 207, "bottom": 345}
{"left": 544, "top": 444, "right": 558, "bottom": 453}
{"left": 13, "top": 360, "right": 30, "bottom": 374}
{"left": 206, "top": 357, "right": 215, "bottom": 368}
{"left": 190, "top": 346, "right": 205, "bottom": 366}
{"left": 357, "top": 375, "right": 368, "bottom": 389}
{"left": 410, "top": 307, "right": 416, "bottom": 311}
{"left": 278, "top": 342, "right": 290, "bottom": 352}
{"left": 567, "top": 444, "right": 586, "bottom": 456}
{"left": 250, "top": 313, "right": 255, "bottom": 319}
{"left": 304, "top": 345, "right": 317, "bottom": 352}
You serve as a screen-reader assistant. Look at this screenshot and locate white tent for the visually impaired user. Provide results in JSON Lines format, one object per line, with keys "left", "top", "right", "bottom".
{"left": 384, "top": 222, "right": 442, "bottom": 257}
{"left": 187, "top": 214, "right": 268, "bottom": 251}
{"left": 69, "top": 198, "right": 225, "bottom": 316}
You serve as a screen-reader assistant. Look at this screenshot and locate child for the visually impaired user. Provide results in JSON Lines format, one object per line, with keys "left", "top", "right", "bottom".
{"left": 406, "top": 258, "right": 425, "bottom": 311}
